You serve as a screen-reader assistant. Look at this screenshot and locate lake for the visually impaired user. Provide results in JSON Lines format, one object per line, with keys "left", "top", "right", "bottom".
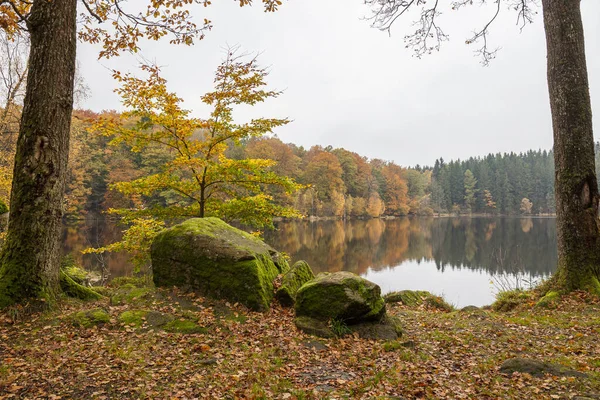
{"left": 62, "top": 216, "right": 558, "bottom": 308}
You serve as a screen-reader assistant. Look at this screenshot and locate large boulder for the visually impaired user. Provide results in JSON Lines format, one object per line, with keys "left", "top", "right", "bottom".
{"left": 151, "top": 218, "right": 288, "bottom": 311}
{"left": 294, "top": 272, "right": 400, "bottom": 339}
{"left": 295, "top": 272, "right": 386, "bottom": 323}
{"left": 275, "top": 260, "right": 315, "bottom": 307}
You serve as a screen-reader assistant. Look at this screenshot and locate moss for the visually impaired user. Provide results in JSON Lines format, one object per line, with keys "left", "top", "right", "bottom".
{"left": 492, "top": 289, "right": 532, "bottom": 312}
{"left": 163, "top": 319, "right": 207, "bottom": 334}
{"left": 60, "top": 254, "right": 91, "bottom": 285}
{"left": 275, "top": 260, "right": 315, "bottom": 307}
{"left": 384, "top": 290, "right": 431, "bottom": 306}
{"left": 110, "top": 276, "right": 152, "bottom": 288}
{"left": 151, "top": 218, "right": 282, "bottom": 311}
{"left": 110, "top": 286, "right": 151, "bottom": 305}
{"left": 71, "top": 308, "right": 110, "bottom": 328}
{"left": 536, "top": 291, "right": 561, "bottom": 308}
{"left": 118, "top": 310, "right": 147, "bottom": 327}
{"left": 295, "top": 272, "right": 386, "bottom": 323}
{"left": 90, "top": 286, "right": 113, "bottom": 297}
{"left": 60, "top": 270, "right": 103, "bottom": 301}
{"left": 0, "top": 199, "right": 7, "bottom": 215}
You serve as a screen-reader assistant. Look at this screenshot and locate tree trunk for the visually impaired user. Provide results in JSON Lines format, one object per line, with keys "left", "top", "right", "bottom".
{"left": 0, "top": 0, "right": 77, "bottom": 307}
{"left": 542, "top": 0, "right": 600, "bottom": 292}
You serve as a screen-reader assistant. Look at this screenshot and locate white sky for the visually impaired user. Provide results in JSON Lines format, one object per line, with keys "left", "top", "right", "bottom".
{"left": 78, "top": 0, "right": 600, "bottom": 167}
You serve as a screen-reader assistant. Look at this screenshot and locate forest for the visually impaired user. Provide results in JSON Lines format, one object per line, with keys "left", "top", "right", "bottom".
{"left": 5, "top": 106, "right": 600, "bottom": 221}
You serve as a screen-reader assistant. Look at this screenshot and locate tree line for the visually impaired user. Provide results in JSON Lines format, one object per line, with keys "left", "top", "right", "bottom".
{"left": 7, "top": 107, "right": 600, "bottom": 220}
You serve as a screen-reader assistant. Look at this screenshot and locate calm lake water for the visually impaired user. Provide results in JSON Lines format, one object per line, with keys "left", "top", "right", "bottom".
{"left": 62, "top": 217, "right": 558, "bottom": 308}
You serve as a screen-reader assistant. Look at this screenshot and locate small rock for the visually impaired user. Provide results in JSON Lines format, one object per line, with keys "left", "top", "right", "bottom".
{"left": 499, "top": 357, "right": 587, "bottom": 378}
{"left": 460, "top": 305, "right": 479, "bottom": 312}
{"left": 349, "top": 316, "right": 403, "bottom": 341}
{"left": 301, "top": 339, "right": 327, "bottom": 351}
{"left": 295, "top": 316, "right": 334, "bottom": 338}
{"left": 196, "top": 358, "right": 218, "bottom": 366}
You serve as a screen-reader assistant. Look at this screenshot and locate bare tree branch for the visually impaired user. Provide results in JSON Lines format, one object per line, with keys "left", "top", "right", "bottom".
{"left": 365, "top": 0, "right": 539, "bottom": 64}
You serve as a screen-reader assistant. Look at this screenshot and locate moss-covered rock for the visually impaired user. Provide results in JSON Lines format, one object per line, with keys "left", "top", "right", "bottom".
{"left": 110, "top": 276, "right": 152, "bottom": 288}
{"left": 349, "top": 316, "right": 403, "bottom": 341}
{"left": 295, "top": 272, "right": 386, "bottom": 324}
{"left": 151, "top": 218, "right": 287, "bottom": 311}
{"left": 499, "top": 357, "right": 587, "bottom": 378}
{"left": 117, "top": 310, "right": 205, "bottom": 334}
{"left": 275, "top": 260, "right": 315, "bottom": 307}
{"left": 294, "top": 316, "right": 335, "bottom": 338}
{"left": 110, "top": 285, "right": 152, "bottom": 305}
{"left": 536, "top": 291, "right": 561, "bottom": 308}
{"left": 118, "top": 310, "right": 173, "bottom": 328}
{"left": 492, "top": 289, "right": 532, "bottom": 312}
{"left": 384, "top": 290, "right": 431, "bottom": 306}
{"left": 70, "top": 308, "right": 110, "bottom": 328}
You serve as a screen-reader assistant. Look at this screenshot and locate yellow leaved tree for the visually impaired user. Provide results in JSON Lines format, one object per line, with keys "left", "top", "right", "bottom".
{"left": 86, "top": 50, "right": 302, "bottom": 269}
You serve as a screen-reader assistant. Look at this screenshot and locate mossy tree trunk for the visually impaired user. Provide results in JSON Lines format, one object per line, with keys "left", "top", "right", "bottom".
{"left": 0, "top": 0, "right": 77, "bottom": 307}
{"left": 542, "top": 0, "right": 600, "bottom": 293}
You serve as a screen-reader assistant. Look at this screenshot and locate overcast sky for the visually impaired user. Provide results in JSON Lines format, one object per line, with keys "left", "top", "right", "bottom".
{"left": 78, "top": 0, "right": 600, "bottom": 167}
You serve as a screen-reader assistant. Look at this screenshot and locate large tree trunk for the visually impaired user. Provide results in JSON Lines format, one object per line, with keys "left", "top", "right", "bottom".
{"left": 542, "top": 0, "right": 600, "bottom": 293}
{"left": 0, "top": 0, "right": 77, "bottom": 307}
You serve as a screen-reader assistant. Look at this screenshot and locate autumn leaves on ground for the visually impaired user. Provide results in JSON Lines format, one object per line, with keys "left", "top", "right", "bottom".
{"left": 1, "top": 281, "right": 599, "bottom": 400}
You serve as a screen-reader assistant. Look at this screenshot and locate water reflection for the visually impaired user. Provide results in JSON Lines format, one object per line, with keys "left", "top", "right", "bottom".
{"left": 263, "top": 217, "right": 557, "bottom": 277}
{"left": 263, "top": 217, "right": 557, "bottom": 306}
{"left": 62, "top": 217, "right": 557, "bottom": 307}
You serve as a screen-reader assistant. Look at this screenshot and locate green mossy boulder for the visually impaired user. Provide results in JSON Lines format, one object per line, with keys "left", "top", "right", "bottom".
{"left": 70, "top": 308, "right": 110, "bottom": 328}
{"left": 151, "top": 218, "right": 288, "bottom": 312}
{"left": 275, "top": 260, "right": 315, "bottom": 307}
{"left": 295, "top": 272, "right": 386, "bottom": 324}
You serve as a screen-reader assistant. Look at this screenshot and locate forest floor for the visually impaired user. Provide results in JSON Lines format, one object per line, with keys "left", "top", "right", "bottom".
{"left": 1, "top": 281, "right": 600, "bottom": 400}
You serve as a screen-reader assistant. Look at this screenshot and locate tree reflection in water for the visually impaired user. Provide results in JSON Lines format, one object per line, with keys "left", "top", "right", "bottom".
{"left": 62, "top": 217, "right": 557, "bottom": 305}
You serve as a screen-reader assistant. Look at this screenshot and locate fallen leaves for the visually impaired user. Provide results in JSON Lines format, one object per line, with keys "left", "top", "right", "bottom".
{"left": 0, "top": 290, "right": 600, "bottom": 399}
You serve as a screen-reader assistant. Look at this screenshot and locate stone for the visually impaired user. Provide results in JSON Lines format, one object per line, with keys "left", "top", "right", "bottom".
{"left": 70, "top": 308, "right": 110, "bottom": 328}
{"left": 275, "top": 260, "right": 315, "bottom": 307}
{"left": 301, "top": 339, "right": 328, "bottom": 351}
{"left": 151, "top": 218, "right": 288, "bottom": 311}
{"left": 295, "top": 316, "right": 335, "bottom": 338}
{"left": 295, "top": 271, "right": 386, "bottom": 324}
{"left": 499, "top": 357, "right": 587, "bottom": 378}
{"left": 348, "top": 316, "right": 403, "bottom": 340}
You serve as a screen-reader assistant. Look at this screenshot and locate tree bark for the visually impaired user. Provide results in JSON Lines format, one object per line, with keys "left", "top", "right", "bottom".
{"left": 542, "top": 0, "right": 600, "bottom": 292}
{"left": 0, "top": 0, "right": 77, "bottom": 307}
